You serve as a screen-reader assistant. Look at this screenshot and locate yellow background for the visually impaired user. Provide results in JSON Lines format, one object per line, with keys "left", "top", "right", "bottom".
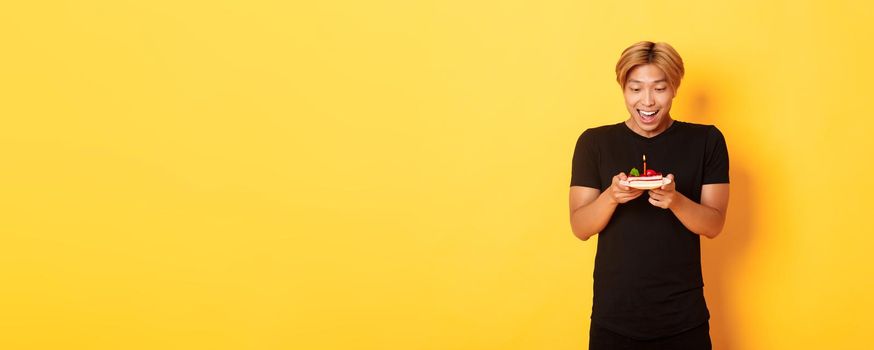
{"left": 1, "top": 1, "right": 873, "bottom": 349}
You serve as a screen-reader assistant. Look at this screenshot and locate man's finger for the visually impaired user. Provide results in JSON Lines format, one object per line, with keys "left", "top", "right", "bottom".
{"left": 662, "top": 174, "right": 675, "bottom": 190}
{"left": 621, "top": 191, "right": 639, "bottom": 199}
{"left": 622, "top": 190, "right": 644, "bottom": 200}
{"left": 619, "top": 182, "right": 637, "bottom": 192}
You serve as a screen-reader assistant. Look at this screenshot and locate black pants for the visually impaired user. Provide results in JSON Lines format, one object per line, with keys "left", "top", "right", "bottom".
{"left": 589, "top": 322, "right": 711, "bottom": 350}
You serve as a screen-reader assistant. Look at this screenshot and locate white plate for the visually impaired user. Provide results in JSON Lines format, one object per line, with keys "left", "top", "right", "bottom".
{"left": 619, "top": 177, "right": 672, "bottom": 190}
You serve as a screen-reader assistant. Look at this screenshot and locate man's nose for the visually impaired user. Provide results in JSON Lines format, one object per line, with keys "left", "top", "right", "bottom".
{"left": 643, "top": 91, "right": 655, "bottom": 106}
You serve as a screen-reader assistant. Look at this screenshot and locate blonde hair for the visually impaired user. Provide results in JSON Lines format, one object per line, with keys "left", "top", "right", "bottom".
{"left": 615, "top": 41, "right": 685, "bottom": 92}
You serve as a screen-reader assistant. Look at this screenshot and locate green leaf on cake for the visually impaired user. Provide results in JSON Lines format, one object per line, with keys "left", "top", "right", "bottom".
{"left": 629, "top": 168, "right": 640, "bottom": 176}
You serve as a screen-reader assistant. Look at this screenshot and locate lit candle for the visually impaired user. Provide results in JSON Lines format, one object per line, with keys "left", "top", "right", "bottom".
{"left": 643, "top": 154, "right": 647, "bottom": 174}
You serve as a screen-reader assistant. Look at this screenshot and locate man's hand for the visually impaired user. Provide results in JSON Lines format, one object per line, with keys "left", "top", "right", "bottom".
{"left": 648, "top": 174, "right": 680, "bottom": 209}
{"left": 608, "top": 172, "right": 644, "bottom": 205}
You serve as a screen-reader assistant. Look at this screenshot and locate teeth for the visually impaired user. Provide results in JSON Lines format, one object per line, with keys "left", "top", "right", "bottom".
{"left": 639, "top": 110, "right": 657, "bottom": 116}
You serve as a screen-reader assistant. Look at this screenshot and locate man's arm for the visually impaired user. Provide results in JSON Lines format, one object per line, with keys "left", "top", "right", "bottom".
{"left": 569, "top": 173, "right": 643, "bottom": 241}
{"left": 649, "top": 176, "right": 729, "bottom": 239}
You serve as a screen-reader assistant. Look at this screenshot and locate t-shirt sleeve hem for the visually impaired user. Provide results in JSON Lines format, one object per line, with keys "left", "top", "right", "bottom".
{"left": 701, "top": 180, "right": 730, "bottom": 185}
{"left": 570, "top": 183, "right": 602, "bottom": 190}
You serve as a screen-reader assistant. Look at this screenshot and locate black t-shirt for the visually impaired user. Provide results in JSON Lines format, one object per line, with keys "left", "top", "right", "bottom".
{"left": 570, "top": 120, "right": 729, "bottom": 340}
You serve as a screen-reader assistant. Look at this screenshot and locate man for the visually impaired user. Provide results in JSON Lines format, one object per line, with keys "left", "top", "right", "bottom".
{"left": 569, "top": 41, "right": 729, "bottom": 349}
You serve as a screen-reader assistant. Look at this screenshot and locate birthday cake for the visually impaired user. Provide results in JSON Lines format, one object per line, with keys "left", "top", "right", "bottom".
{"left": 619, "top": 155, "right": 671, "bottom": 189}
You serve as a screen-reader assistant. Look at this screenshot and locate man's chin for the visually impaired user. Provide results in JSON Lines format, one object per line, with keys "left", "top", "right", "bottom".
{"left": 634, "top": 118, "right": 660, "bottom": 130}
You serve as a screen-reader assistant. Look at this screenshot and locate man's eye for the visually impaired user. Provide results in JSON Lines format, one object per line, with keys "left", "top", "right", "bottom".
{"left": 656, "top": 88, "right": 666, "bottom": 92}
{"left": 631, "top": 89, "right": 640, "bottom": 92}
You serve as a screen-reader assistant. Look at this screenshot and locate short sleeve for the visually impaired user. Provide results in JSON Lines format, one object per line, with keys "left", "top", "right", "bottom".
{"left": 570, "top": 129, "right": 601, "bottom": 189}
{"left": 702, "top": 126, "right": 730, "bottom": 184}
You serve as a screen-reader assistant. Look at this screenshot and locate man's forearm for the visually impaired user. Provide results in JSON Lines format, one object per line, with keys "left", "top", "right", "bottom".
{"left": 670, "top": 194, "right": 726, "bottom": 238}
{"left": 571, "top": 191, "right": 619, "bottom": 241}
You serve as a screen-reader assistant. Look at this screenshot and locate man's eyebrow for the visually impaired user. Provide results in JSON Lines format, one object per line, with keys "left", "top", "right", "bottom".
{"left": 628, "top": 79, "right": 667, "bottom": 83}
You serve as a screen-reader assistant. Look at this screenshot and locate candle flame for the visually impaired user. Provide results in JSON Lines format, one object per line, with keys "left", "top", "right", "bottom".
{"left": 643, "top": 154, "right": 646, "bottom": 161}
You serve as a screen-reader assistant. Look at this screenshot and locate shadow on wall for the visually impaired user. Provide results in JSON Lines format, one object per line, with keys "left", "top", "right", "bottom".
{"left": 680, "top": 70, "right": 756, "bottom": 350}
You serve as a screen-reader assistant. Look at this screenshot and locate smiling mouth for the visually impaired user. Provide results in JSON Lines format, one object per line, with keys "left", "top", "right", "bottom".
{"left": 637, "top": 109, "right": 659, "bottom": 122}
